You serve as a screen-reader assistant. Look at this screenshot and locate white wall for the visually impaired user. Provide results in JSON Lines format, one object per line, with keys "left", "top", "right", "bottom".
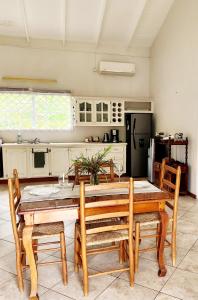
{"left": 0, "top": 45, "right": 150, "bottom": 142}
{"left": 151, "top": 0, "right": 198, "bottom": 195}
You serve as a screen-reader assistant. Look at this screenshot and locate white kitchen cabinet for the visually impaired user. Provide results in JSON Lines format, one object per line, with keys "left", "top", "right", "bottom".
{"left": 76, "top": 99, "right": 94, "bottom": 125}
{"left": 69, "top": 147, "right": 87, "bottom": 167}
{"left": 1, "top": 143, "right": 126, "bottom": 179}
{"left": 95, "top": 100, "right": 110, "bottom": 125}
{"left": 29, "top": 147, "right": 50, "bottom": 178}
{"left": 86, "top": 145, "right": 105, "bottom": 158}
{"left": 111, "top": 100, "right": 125, "bottom": 126}
{"left": 76, "top": 98, "right": 111, "bottom": 126}
{"left": 2, "top": 148, "right": 28, "bottom": 178}
{"left": 50, "top": 148, "right": 69, "bottom": 176}
{"left": 106, "top": 145, "right": 126, "bottom": 173}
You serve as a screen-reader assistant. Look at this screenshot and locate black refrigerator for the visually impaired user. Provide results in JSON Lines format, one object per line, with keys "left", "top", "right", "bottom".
{"left": 125, "top": 113, "right": 152, "bottom": 177}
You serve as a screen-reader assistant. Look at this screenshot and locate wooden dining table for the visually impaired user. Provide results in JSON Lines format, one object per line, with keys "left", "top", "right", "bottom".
{"left": 18, "top": 180, "right": 172, "bottom": 300}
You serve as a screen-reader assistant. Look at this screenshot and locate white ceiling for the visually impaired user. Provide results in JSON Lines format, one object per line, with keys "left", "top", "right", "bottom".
{"left": 0, "top": 0, "right": 175, "bottom": 54}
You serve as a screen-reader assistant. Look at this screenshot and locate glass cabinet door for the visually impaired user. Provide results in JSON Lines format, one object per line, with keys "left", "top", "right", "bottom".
{"left": 78, "top": 101, "right": 93, "bottom": 123}
{"left": 95, "top": 101, "right": 110, "bottom": 124}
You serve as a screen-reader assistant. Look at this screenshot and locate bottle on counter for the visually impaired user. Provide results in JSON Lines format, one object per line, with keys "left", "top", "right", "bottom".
{"left": 17, "top": 132, "right": 23, "bottom": 144}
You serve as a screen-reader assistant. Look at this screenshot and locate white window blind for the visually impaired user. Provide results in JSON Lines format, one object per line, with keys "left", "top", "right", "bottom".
{"left": 0, "top": 91, "right": 73, "bottom": 130}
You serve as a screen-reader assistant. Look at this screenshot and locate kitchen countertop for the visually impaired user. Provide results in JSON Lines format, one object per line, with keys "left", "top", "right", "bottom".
{"left": 2, "top": 142, "right": 127, "bottom": 148}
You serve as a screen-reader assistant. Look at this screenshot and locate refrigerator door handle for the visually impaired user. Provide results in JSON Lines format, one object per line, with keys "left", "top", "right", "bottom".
{"left": 133, "top": 118, "right": 136, "bottom": 149}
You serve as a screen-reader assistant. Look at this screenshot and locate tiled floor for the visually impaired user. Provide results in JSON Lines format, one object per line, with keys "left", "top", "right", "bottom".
{"left": 0, "top": 183, "right": 198, "bottom": 300}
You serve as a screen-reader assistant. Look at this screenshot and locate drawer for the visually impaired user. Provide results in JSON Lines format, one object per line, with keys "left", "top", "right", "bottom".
{"left": 106, "top": 152, "right": 123, "bottom": 161}
{"left": 110, "top": 146, "right": 124, "bottom": 152}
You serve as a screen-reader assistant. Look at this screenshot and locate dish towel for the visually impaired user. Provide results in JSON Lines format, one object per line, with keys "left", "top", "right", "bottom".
{"left": 34, "top": 152, "right": 45, "bottom": 168}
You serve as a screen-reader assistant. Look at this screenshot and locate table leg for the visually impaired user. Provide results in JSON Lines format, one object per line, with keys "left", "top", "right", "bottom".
{"left": 158, "top": 211, "right": 169, "bottom": 277}
{"left": 23, "top": 225, "right": 39, "bottom": 300}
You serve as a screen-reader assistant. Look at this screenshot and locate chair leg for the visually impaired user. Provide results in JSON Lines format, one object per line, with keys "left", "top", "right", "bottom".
{"left": 74, "top": 224, "right": 80, "bottom": 272}
{"left": 135, "top": 222, "right": 140, "bottom": 273}
{"left": 16, "top": 249, "right": 24, "bottom": 292}
{"left": 156, "top": 223, "right": 160, "bottom": 248}
{"left": 81, "top": 241, "right": 88, "bottom": 296}
{"left": 128, "top": 237, "right": 134, "bottom": 287}
{"left": 20, "top": 240, "right": 26, "bottom": 267}
{"left": 119, "top": 241, "right": 124, "bottom": 264}
{"left": 60, "top": 232, "right": 68, "bottom": 285}
{"left": 123, "top": 240, "right": 127, "bottom": 262}
{"left": 171, "top": 230, "right": 176, "bottom": 267}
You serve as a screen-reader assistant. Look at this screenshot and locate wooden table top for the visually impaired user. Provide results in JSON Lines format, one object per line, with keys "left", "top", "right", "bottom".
{"left": 19, "top": 190, "right": 172, "bottom": 215}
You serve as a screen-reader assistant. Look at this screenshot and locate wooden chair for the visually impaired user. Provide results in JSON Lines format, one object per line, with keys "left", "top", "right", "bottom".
{"left": 134, "top": 159, "right": 181, "bottom": 271}
{"left": 74, "top": 179, "right": 134, "bottom": 295}
{"left": 74, "top": 159, "right": 115, "bottom": 185}
{"left": 8, "top": 169, "right": 68, "bottom": 292}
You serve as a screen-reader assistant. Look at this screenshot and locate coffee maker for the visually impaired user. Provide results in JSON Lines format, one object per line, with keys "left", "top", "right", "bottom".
{"left": 110, "top": 129, "right": 119, "bottom": 143}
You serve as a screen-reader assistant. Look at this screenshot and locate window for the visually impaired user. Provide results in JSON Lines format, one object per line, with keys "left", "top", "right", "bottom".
{"left": 0, "top": 91, "right": 73, "bottom": 130}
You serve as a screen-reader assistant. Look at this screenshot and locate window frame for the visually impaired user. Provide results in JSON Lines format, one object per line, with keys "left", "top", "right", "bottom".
{"left": 0, "top": 88, "right": 74, "bottom": 131}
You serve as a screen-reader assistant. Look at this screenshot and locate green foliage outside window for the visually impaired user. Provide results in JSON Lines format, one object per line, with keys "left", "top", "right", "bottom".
{"left": 0, "top": 92, "right": 73, "bottom": 130}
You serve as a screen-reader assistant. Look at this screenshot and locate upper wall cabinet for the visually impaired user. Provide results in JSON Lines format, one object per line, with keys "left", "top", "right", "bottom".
{"left": 95, "top": 100, "right": 110, "bottom": 125}
{"left": 76, "top": 97, "right": 111, "bottom": 126}
{"left": 74, "top": 97, "right": 153, "bottom": 126}
{"left": 110, "top": 100, "right": 124, "bottom": 126}
{"left": 77, "top": 100, "right": 94, "bottom": 125}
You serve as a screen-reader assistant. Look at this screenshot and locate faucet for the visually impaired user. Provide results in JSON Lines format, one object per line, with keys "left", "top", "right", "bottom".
{"left": 32, "top": 138, "right": 40, "bottom": 144}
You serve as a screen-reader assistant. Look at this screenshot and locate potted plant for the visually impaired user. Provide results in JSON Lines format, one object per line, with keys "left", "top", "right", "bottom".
{"left": 68, "top": 146, "right": 112, "bottom": 185}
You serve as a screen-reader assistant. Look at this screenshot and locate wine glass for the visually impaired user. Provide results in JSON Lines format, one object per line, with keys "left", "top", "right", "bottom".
{"left": 115, "top": 163, "right": 124, "bottom": 182}
{"left": 58, "top": 173, "right": 68, "bottom": 187}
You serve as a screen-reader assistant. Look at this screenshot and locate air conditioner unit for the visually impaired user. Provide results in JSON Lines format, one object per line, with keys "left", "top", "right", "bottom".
{"left": 99, "top": 61, "right": 135, "bottom": 76}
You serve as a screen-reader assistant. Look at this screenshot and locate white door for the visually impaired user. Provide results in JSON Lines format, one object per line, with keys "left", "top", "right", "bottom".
{"left": 50, "top": 148, "right": 69, "bottom": 176}
{"left": 3, "top": 148, "right": 28, "bottom": 178}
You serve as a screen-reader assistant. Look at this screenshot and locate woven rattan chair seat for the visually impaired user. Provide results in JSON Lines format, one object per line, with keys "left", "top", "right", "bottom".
{"left": 134, "top": 212, "right": 160, "bottom": 226}
{"left": 76, "top": 220, "right": 128, "bottom": 246}
{"left": 19, "top": 221, "right": 64, "bottom": 239}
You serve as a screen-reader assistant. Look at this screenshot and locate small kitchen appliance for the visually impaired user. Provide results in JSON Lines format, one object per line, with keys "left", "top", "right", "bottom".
{"left": 110, "top": 129, "right": 119, "bottom": 143}
{"left": 103, "top": 133, "right": 110, "bottom": 143}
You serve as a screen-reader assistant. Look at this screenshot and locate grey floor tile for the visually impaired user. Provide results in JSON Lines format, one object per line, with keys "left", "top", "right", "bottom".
{"left": 162, "top": 269, "right": 198, "bottom": 300}
{"left": 41, "top": 290, "right": 72, "bottom": 300}
{"left": 0, "top": 221, "right": 13, "bottom": 239}
{"left": 52, "top": 268, "right": 115, "bottom": 300}
{"left": 0, "top": 268, "right": 15, "bottom": 285}
{"left": 155, "top": 293, "right": 181, "bottom": 300}
{"left": 177, "top": 218, "right": 198, "bottom": 235}
{"left": 120, "top": 257, "right": 175, "bottom": 291}
{"left": 88, "top": 250, "right": 126, "bottom": 278}
{"left": 140, "top": 245, "right": 189, "bottom": 267}
{"left": 96, "top": 278, "right": 157, "bottom": 300}
{"left": 191, "top": 239, "right": 198, "bottom": 252}
{"left": 0, "top": 239, "right": 15, "bottom": 258}
{"left": 25, "top": 259, "right": 74, "bottom": 289}
{"left": 178, "top": 250, "right": 198, "bottom": 273}
{"left": 0, "top": 277, "right": 47, "bottom": 300}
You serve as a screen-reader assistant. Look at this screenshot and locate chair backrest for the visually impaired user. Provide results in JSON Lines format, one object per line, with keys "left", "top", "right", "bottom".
{"left": 8, "top": 169, "right": 22, "bottom": 247}
{"left": 160, "top": 159, "right": 181, "bottom": 220}
{"left": 74, "top": 159, "right": 115, "bottom": 185}
{"left": 79, "top": 178, "right": 134, "bottom": 239}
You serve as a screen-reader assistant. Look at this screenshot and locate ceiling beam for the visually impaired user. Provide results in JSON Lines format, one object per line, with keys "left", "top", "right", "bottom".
{"left": 62, "top": 0, "right": 68, "bottom": 46}
{"left": 126, "top": 0, "right": 147, "bottom": 49}
{"left": 95, "top": 0, "right": 107, "bottom": 47}
{"left": 18, "top": 0, "right": 30, "bottom": 43}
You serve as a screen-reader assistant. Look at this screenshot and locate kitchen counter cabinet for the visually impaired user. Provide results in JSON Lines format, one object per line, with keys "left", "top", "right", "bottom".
{"left": 50, "top": 148, "right": 69, "bottom": 176}
{"left": 3, "top": 148, "right": 28, "bottom": 178}
{"left": 1, "top": 143, "right": 127, "bottom": 179}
